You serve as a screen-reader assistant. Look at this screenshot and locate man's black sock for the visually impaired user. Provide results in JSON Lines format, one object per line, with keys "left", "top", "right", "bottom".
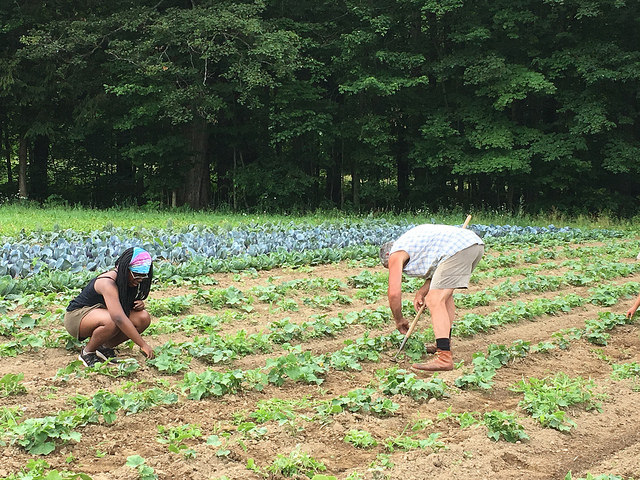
{"left": 436, "top": 338, "right": 450, "bottom": 351}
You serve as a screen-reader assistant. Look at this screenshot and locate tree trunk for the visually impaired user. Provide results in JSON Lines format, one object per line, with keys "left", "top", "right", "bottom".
{"left": 213, "top": 140, "right": 231, "bottom": 207}
{"left": 232, "top": 147, "right": 237, "bottom": 211}
{"left": 326, "top": 144, "right": 342, "bottom": 207}
{"left": 3, "top": 126, "right": 12, "bottom": 186}
{"left": 31, "top": 134, "right": 48, "bottom": 201}
{"left": 352, "top": 156, "right": 360, "bottom": 210}
{"left": 18, "top": 135, "right": 27, "bottom": 198}
{"left": 396, "top": 142, "right": 409, "bottom": 208}
{"left": 116, "top": 153, "right": 136, "bottom": 203}
{"left": 340, "top": 141, "right": 344, "bottom": 209}
{"left": 506, "top": 181, "right": 514, "bottom": 212}
{"left": 179, "top": 118, "right": 210, "bottom": 209}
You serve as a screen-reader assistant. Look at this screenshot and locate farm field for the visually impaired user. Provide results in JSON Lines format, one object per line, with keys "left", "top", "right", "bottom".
{"left": 1, "top": 220, "right": 639, "bottom": 480}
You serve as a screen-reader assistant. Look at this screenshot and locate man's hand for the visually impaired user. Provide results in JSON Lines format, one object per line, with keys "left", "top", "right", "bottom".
{"left": 627, "top": 307, "right": 637, "bottom": 319}
{"left": 395, "top": 317, "right": 409, "bottom": 335}
{"left": 413, "top": 293, "right": 425, "bottom": 312}
{"left": 132, "top": 300, "right": 145, "bottom": 311}
{"left": 413, "top": 279, "right": 431, "bottom": 312}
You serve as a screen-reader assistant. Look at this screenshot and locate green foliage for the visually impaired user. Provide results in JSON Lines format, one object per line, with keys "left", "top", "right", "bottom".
{"left": 454, "top": 294, "right": 586, "bottom": 337}
{"left": 0, "top": 406, "right": 22, "bottom": 430}
{"left": 10, "top": 407, "right": 98, "bottom": 455}
{"left": 197, "top": 287, "right": 252, "bottom": 312}
{"left": 237, "top": 422, "right": 268, "bottom": 439}
{"left": 383, "top": 432, "right": 444, "bottom": 452}
{"left": 583, "top": 312, "right": 629, "bottom": 346}
{"left": 264, "top": 347, "right": 327, "bottom": 386}
{"left": 0, "top": 459, "right": 93, "bottom": 479}
{"left": 316, "top": 388, "right": 399, "bottom": 418}
{"left": 611, "top": 362, "right": 640, "bottom": 380}
{"left": 3, "top": 0, "right": 640, "bottom": 214}
{"left": 564, "top": 473, "right": 630, "bottom": 480}
{"left": 156, "top": 424, "right": 202, "bottom": 455}
{"left": 268, "top": 445, "right": 326, "bottom": 478}
{"left": 455, "top": 341, "right": 530, "bottom": 390}
{"left": 269, "top": 318, "right": 306, "bottom": 344}
{"left": 376, "top": 367, "right": 448, "bottom": 400}
{"left": 205, "top": 434, "right": 232, "bottom": 458}
{"left": 181, "top": 369, "right": 245, "bottom": 400}
{"left": 0, "top": 373, "right": 26, "bottom": 397}
{"left": 512, "top": 373, "right": 602, "bottom": 431}
{"left": 437, "top": 407, "right": 481, "bottom": 428}
{"left": 483, "top": 411, "right": 529, "bottom": 443}
{"left": 344, "top": 429, "right": 378, "bottom": 449}
{"left": 126, "top": 455, "right": 158, "bottom": 480}
{"left": 148, "top": 313, "right": 222, "bottom": 335}
{"left": 86, "top": 387, "right": 178, "bottom": 424}
{"left": 249, "top": 397, "right": 312, "bottom": 425}
{"left": 146, "top": 295, "right": 192, "bottom": 316}
{"left": 89, "top": 358, "right": 140, "bottom": 378}
{"left": 147, "top": 342, "right": 192, "bottom": 374}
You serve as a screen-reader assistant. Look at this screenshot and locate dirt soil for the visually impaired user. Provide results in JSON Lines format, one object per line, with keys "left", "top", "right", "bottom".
{"left": 1, "top": 243, "right": 640, "bottom": 480}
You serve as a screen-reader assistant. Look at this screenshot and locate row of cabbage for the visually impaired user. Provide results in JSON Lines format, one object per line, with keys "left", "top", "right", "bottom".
{"left": 0, "top": 219, "right": 626, "bottom": 278}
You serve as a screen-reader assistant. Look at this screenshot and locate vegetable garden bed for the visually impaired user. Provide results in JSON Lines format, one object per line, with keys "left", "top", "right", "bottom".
{"left": 0, "top": 222, "right": 638, "bottom": 480}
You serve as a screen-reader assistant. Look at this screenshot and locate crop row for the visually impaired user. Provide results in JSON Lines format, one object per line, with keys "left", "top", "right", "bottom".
{"left": 0, "top": 270, "right": 638, "bottom": 369}
{"left": 2, "top": 303, "right": 635, "bottom": 468}
{"left": 1, "top": 235, "right": 634, "bottom": 303}
{"left": 0, "top": 220, "right": 629, "bottom": 279}
{"left": 2, "top": 302, "right": 637, "bottom": 480}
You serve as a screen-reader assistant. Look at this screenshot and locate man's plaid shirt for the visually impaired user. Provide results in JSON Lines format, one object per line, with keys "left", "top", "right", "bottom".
{"left": 389, "top": 224, "right": 483, "bottom": 278}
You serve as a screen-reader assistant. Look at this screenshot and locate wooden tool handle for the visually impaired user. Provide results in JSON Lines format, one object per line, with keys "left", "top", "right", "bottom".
{"left": 405, "top": 304, "right": 425, "bottom": 338}
{"left": 462, "top": 214, "right": 472, "bottom": 229}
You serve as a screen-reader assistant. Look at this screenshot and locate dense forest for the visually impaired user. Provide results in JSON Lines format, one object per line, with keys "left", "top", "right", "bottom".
{"left": 1, "top": 0, "right": 639, "bottom": 214}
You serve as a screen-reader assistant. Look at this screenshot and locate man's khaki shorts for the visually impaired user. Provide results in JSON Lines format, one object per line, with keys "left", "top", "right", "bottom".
{"left": 430, "top": 244, "right": 484, "bottom": 290}
{"left": 64, "top": 304, "right": 105, "bottom": 339}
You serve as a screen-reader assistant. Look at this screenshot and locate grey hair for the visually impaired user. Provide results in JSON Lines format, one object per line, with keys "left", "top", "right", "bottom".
{"left": 379, "top": 241, "right": 394, "bottom": 268}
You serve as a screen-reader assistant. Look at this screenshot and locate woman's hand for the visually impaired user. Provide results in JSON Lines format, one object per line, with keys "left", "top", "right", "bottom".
{"left": 132, "top": 300, "right": 145, "bottom": 311}
{"left": 141, "top": 343, "right": 155, "bottom": 359}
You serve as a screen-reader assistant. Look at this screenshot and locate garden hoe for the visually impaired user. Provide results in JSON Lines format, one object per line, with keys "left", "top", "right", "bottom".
{"left": 392, "top": 304, "right": 426, "bottom": 361}
{"left": 392, "top": 214, "right": 472, "bottom": 361}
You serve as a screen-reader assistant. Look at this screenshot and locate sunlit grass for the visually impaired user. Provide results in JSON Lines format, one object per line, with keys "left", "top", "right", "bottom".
{"left": 0, "top": 203, "right": 637, "bottom": 236}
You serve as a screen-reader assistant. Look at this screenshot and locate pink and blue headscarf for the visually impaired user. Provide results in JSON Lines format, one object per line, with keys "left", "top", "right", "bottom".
{"left": 129, "top": 247, "right": 152, "bottom": 274}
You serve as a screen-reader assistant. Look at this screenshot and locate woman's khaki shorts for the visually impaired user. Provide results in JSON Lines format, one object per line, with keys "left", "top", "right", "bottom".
{"left": 430, "top": 244, "right": 484, "bottom": 290}
{"left": 64, "top": 304, "right": 105, "bottom": 340}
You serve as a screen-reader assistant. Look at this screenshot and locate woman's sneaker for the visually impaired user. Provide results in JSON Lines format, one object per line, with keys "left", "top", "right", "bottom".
{"left": 78, "top": 349, "right": 103, "bottom": 367}
{"left": 96, "top": 346, "right": 119, "bottom": 363}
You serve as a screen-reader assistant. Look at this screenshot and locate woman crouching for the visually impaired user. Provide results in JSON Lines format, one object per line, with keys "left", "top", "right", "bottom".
{"left": 64, "top": 247, "right": 155, "bottom": 366}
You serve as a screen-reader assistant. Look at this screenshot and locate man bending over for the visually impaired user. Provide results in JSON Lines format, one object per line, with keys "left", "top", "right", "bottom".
{"left": 380, "top": 224, "right": 484, "bottom": 371}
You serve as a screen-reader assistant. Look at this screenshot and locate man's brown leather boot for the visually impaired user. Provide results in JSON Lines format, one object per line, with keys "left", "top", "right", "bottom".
{"left": 425, "top": 344, "right": 437, "bottom": 354}
{"left": 412, "top": 349, "right": 454, "bottom": 371}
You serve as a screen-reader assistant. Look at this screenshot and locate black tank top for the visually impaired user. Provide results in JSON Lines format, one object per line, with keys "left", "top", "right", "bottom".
{"left": 67, "top": 273, "right": 116, "bottom": 311}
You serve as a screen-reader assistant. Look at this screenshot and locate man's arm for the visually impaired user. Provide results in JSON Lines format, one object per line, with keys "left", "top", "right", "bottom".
{"left": 627, "top": 292, "right": 640, "bottom": 318}
{"left": 387, "top": 250, "right": 410, "bottom": 332}
{"left": 413, "top": 278, "right": 431, "bottom": 311}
